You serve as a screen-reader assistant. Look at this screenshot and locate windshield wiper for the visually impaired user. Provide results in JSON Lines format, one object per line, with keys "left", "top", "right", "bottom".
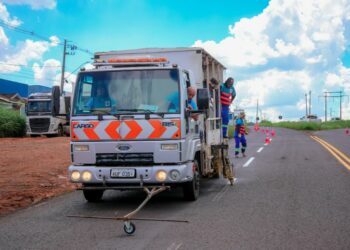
{"left": 90, "top": 108, "right": 119, "bottom": 120}
{"left": 116, "top": 109, "right": 165, "bottom": 118}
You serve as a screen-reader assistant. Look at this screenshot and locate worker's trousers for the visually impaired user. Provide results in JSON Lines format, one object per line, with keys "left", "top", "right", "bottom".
{"left": 221, "top": 105, "right": 230, "bottom": 138}
{"left": 234, "top": 134, "right": 247, "bottom": 155}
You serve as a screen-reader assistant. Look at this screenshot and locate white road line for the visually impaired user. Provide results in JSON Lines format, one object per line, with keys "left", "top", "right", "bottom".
{"left": 167, "top": 242, "right": 183, "bottom": 250}
{"left": 243, "top": 157, "right": 255, "bottom": 168}
{"left": 174, "top": 243, "right": 183, "bottom": 250}
{"left": 257, "top": 147, "right": 264, "bottom": 153}
{"left": 212, "top": 185, "right": 230, "bottom": 202}
{"left": 167, "top": 243, "right": 176, "bottom": 250}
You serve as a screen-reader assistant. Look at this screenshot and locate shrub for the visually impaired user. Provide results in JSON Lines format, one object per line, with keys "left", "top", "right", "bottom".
{"left": 0, "top": 108, "right": 26, "bottom": 137}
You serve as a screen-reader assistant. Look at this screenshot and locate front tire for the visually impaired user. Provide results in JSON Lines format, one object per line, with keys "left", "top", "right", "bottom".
{"left": 57, "top": 125, "right": 64, "bottom": 137}
{"left": 83, "top": 189, "right": 104, "bottom": 202}
{"left": 183, "top": 160, "right": 200, "bottom": 201}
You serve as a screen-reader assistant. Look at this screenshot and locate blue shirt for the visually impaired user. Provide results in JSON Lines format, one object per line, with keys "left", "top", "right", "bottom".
{"left": 188, "top": 98, "right": 197, "bottom": 110}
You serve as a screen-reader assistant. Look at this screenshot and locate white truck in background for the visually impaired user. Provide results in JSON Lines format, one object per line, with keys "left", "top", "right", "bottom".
{"left": 26, "top": 86, "right": 71, "bottom": 137}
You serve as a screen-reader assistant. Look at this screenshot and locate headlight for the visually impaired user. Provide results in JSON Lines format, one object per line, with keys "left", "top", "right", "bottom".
{"left": 161, "top": 144, "right": 178, "bottom": 150}
{"left": 155, "top": 170, "right": 167, "bottom": 182}
{"left": 74, "top": 145, "right": 89, "bottom": 151}
{"left": 71, "top": 171, "right": 81, "bottom": 181}
{"left": 169, "top": 170, "right": 180, "bottom": 181}
{"left": 82, "top": 171, "right": 92, "bottom": 182}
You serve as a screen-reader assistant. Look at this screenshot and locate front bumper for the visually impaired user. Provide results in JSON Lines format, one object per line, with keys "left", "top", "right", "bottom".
{"left": 68, "top": 163, "right": 194, "bottom": 186}
{"left": 27, "top": 131, "right": 57, "bottom": 135}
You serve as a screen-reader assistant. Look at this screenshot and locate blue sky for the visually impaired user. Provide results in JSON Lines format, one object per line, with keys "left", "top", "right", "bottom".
{"left": 2, "top": 0, "right": 269, "bottom": 73}
{"left": 1, "top": 0, "right": 350, "bottom": 121}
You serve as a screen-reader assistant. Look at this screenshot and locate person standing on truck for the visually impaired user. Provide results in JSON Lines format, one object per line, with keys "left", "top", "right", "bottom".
{"left": 187, "top": 86, "right": 199, "bottom": 121}
{"left": 187, "top": 86, "right": 197, "bottom": 110}
{"left": 220, "top": 77, "right": 236, "bottom": 138}
{"left": 234, "top": 112, "right": 248, "bottom": 158}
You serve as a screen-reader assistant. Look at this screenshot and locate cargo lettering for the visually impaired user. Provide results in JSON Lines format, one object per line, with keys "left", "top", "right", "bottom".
{"left": 73, "top": 123, "right": 94, "bottom": 129}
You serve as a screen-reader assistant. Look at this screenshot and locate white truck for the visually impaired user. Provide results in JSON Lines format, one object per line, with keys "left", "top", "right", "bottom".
{"left": 26, "top": 87, "right": 70, "bottom": 136}
{"left": 68, "top": 48, "right": 233, "bottom": 203}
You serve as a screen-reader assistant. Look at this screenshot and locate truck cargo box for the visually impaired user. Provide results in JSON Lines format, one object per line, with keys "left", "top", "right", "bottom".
{"left": 94, "top": 47, "right": 226, "bottom": 88}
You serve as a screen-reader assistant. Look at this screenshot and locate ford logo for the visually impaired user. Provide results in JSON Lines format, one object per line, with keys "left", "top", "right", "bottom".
{"left": 117, "top": 145, "right": 131, "bottom": 151}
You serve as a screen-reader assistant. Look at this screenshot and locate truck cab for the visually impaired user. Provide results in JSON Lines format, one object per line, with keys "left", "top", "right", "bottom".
{"left": 26, "top": 91, "right": 70, "bottom": 136}
{"left": 69, "top": 48, "right": 227, "bottom": 202}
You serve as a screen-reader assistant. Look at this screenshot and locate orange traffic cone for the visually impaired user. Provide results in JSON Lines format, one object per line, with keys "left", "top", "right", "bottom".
{"left": 254, "top": 123, "right": 259, "bottom": 132}
{"left": 265, "top": 135, "right": 271, "bottom": 145}
{"left": 261, "top": 128, "right": 265, "bottom": 134}
{"left": 271, "top": 129, "right": 276, "bottom": 137}
{"left": 345, "top": 128, "right": 350, "bottom": 135}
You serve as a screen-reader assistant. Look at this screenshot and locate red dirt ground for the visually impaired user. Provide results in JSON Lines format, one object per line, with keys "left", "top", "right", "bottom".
{"left": 0, "top": 137, "right": 75, "bottom": 216}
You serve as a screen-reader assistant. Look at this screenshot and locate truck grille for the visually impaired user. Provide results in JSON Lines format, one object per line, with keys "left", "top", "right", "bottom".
{"left": 96, "top": 153, "right": 154, "bottom": 166}
{"left": 29, "top": 118, "right": 50, "bottom": 133}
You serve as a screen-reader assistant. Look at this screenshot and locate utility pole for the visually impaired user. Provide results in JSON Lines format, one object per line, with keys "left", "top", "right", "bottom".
{"left": 319, "top": 91, "right": 349, "bottom": 121}
{"left": 256, "top": 99, "right": 259, "bottom": 122}
{"left": 305, "top": 93, "right": 308, "bottom": 118}
{"left": 60, "top": 39, "right": 67, "bottom": 95}
{"left": 340, "top": 91, "right": 343, "bottom": 120}
{"left": 325, "top": 92, "right": 327, "bottom": 122}
{"left": 59, "top": 39, "right": 77, "bottom": 95}
{"left": 309, "top": 90, "right": 311, "bottom": 116}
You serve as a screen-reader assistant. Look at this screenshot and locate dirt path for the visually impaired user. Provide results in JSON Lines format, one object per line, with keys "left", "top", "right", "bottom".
{"left": 0, "top": 137, "right": 74, "bottom": 216}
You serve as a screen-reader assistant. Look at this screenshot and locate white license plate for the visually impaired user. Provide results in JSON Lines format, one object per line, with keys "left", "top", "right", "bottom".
{"left": 110, "top": 169, "right": 136, "bottom": 178}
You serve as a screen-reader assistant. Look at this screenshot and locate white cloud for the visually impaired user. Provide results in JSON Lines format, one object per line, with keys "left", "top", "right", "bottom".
{"left": 0, "top": 2, "right": 21, "bottom": 26}
{"left": 33, "top": 59, "right": 60, "bottom": 86}
{"left": 0, "top": 2, "right": 60, "bottom": 80}
{"left": 32, "top": 59, "right": 77, "bottom": 92}
{"left": 49, "top": 36, "right": 60, "bottom": 47}
{"left": 194, "top": 0, "right": 350, "bottom": 120}
{"left": 0, "top": 27, "right": 9, "bottom": 45}
{"left": 2, "top": 0, "right": 56, "bottom": 10}
{"left": 0, "top": 39, "right": 52, "bottom": 73}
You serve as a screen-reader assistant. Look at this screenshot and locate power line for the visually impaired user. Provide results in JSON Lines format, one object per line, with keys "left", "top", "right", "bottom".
{"left": 0, "top": 62, "right": 62, "bottom": 68}
{"left": 0, "top": 19, "right": 93, "bottom": 56}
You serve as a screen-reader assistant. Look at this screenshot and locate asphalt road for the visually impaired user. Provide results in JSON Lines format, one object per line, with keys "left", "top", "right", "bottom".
{"left": 0, "top": 128, "right": 349, "bottom": 250}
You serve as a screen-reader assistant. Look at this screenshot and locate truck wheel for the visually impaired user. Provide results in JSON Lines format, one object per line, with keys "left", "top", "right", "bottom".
{"left": 83, "top": 189, "right": 104, "bottom": 202}
{"left": 183, "top": 160, "right": 200, "bottom": 201}
{"left": 58, "top": 125, "right": 64, "bottom": 137}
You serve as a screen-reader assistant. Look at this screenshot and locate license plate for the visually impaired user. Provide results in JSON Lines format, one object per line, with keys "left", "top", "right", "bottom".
{"left": 110, "top": 169, "right": 136, "bottom": 178}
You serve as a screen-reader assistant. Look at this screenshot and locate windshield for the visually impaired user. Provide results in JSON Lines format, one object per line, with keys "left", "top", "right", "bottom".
{"left": 73, "top": 69, "right": 180, "bottom": 115}
{"left": 27, "top": 100, "right": 51, "bottom": 113}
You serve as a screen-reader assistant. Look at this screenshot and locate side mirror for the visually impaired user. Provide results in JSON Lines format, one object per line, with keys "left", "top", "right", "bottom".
{"left": 51, "top": 85, "right": 61, "bottom": 116}
{"left": 197, "top": 88, "right": 209, "bottom": 110}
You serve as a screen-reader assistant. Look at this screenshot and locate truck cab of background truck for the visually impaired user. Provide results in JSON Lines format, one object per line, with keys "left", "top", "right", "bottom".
{"left": 26, "top": 91, "right": 70, "bottom": 137}
{"left": 68, "top": 57, "right": 207, "bottom": 202}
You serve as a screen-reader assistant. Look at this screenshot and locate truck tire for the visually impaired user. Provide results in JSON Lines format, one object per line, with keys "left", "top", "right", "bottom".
{"left": 183, "top": 160, "right": 200, "bottom": 201}
{"left": 83, "top": 189, "right": 104, "bottom": 202}
{"left": 58, "top": 125, "right": 64, "bottom": 137}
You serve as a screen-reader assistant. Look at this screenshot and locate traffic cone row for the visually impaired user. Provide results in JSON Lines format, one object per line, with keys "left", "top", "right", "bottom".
{"left": 254, "top": 125, "right": 276, "bottom": 144}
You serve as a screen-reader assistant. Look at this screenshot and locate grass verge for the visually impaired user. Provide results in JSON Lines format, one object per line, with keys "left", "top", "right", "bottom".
{"left": 259, "top": 120, "right": 350, "bottom": 131}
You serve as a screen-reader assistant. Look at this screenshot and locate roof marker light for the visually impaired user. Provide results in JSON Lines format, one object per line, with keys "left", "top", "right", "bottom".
{"left": 107, "top": 57, "right": 168, "bottom": 63}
